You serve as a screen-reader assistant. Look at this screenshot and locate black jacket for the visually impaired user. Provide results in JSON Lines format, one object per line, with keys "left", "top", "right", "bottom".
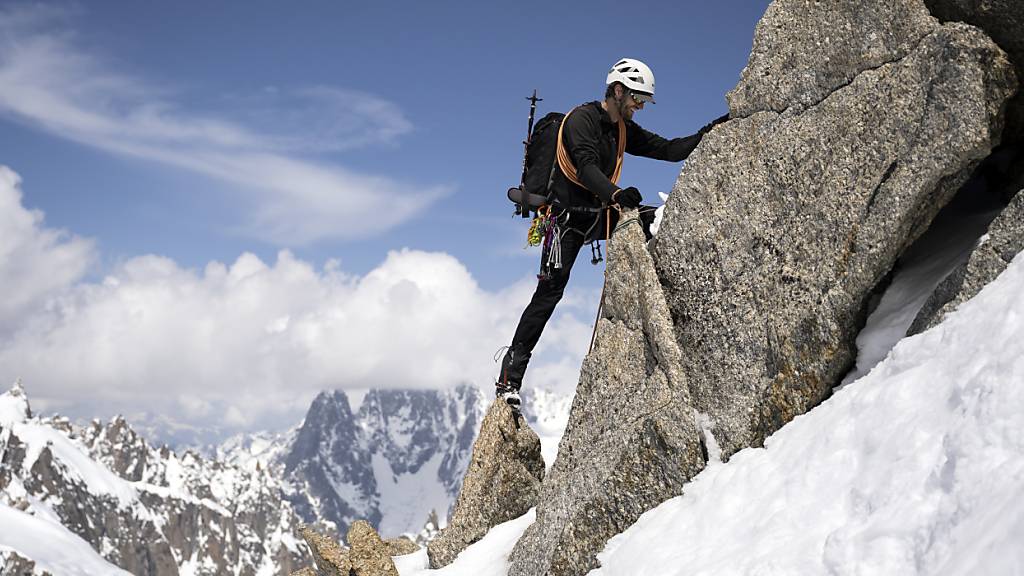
{"left": 553, "top": 101, "right": 718, "bottom": 209}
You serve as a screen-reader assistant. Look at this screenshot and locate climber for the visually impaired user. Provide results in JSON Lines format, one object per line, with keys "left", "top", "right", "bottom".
{"left": 495, "top": 58, "right": 729, "bottom": 411}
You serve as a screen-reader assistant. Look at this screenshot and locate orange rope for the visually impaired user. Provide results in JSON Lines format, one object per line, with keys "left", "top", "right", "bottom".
{"left": 556, "top": 107, "right": 627, "bottom": 191}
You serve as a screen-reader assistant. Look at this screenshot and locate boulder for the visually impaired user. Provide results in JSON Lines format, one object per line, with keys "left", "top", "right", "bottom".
{"left": 909, "top": 190, "right": 1024, "bottom": 333}
{"left": 300, "top": 526, "right": 351, "bottom": 576}
{"left": 654, "top": 10, "right": 1016, "bottom": 458}
{"left": 383, "top": 536, "right": 419, "bottom": 557}
{"left": 347, "top": 521, "right": 399, "bottom": 576}
{"left": 427, "top": 399, "right": 544, "bottom": 569}
{"left": 925, "top": 0, "right": 1024, "bottom": 142}
{"left": 508, "top": 210, "right": 707, "bottom": 576}
{"left": 299, "top": 522, "right": 410, "bottom": 576}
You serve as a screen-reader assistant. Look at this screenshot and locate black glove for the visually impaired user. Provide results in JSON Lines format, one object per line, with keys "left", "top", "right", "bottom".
{"left": 614, "top": 186, "right": 642, "bottom": 209}
{"left": 699, "top": 113, "right": 730, "bottom": 135}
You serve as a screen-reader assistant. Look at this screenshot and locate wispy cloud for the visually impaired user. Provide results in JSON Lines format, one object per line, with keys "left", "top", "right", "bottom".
{"left": 0, "top": 167, "right": 589, "bottom": 433}
{"left": 0, "top": 5, "right": 447, "bottom": 245}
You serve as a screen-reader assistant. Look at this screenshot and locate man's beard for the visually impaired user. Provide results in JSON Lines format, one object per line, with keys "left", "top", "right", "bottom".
{"left": 616, "top": 96, "right": 632, "bottom": 119}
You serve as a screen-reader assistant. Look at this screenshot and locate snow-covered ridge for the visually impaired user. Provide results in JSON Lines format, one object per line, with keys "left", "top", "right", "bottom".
{"left": 0, "top": 377, "right": 574, "bottom": 575}
{"left": 0, "top": 385, "right": 308, "bottom": 575}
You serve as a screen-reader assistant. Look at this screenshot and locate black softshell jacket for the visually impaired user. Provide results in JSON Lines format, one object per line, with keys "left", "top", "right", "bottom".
{"left": 553, "top": 101, "right": 706, "bottom": 209}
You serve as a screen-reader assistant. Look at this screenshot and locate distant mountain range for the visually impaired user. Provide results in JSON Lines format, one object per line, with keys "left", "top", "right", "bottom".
{"left": 0, "top": 381, "right": 571, "bottom": 575}
{"left": 0, "top": 381, "right": 306, "bottom": 575}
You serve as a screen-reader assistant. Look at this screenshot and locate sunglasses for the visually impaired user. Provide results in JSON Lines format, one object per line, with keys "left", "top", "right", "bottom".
{"left": 630, "top": 91, "right": 653, "bottom": 105}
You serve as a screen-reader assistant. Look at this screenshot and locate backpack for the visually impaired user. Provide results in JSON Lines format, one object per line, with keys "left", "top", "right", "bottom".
{"left": 508, "top": 111, "right": 565, "bottom": 216}
{"left": 508, "top": 106, "right": 625, "bottom": 216}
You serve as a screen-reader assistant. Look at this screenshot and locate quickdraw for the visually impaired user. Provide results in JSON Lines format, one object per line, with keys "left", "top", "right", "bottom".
{"left": 533, "top": 207, "right": 564, "bottom": 281}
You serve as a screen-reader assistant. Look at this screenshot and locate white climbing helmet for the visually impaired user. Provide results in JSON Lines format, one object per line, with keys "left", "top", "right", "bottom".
{"left": 606, "top": 58, "right": 656, "bottom": 101}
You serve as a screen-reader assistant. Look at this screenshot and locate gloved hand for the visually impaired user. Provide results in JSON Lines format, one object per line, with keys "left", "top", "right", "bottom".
{"left": 614, "top": 186, "right": 642, "bottom": 209}
{"left": 699, "top": 113, "right": 730, "bottom": 135}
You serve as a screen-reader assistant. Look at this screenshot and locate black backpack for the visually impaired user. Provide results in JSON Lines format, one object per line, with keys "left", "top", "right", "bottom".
{"left": 508, "top": 111, "right": 565, "bottom": 216}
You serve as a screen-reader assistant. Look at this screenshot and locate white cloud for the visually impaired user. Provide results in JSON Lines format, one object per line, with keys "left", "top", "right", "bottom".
{"left": 0, "top": 168, "right": 590, "bottom": 433}
{"left": 0, "top": 166, "right": 94, "bottom": 332}
{"left": 0, "top": 5, "right": 447, "bottom": 245}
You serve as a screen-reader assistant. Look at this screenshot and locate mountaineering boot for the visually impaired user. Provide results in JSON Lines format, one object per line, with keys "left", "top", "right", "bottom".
{"left": 495, "top": 345, "right": 530, "bottom": 412}
{"left": 495, "top": 382, "right": 521, "bottom": 412}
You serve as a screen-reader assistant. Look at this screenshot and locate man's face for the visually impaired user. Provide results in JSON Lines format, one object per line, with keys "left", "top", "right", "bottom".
{"left": 616, "top": 86, "right": 647, "bottom": 120}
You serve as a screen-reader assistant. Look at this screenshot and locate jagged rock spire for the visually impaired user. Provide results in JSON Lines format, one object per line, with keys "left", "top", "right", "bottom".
{"left": 428, "top": 399, "right": 545, "bottom": 569}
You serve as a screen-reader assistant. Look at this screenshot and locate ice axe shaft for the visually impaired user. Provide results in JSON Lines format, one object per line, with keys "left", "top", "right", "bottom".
{"left": 515, "top": 89, "right": 543, "bottom": 217}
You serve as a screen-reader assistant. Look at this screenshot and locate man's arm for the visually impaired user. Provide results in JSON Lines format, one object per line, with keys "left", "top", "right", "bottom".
{"left": 626, "top": 113, "right": 729, "bottom": 162}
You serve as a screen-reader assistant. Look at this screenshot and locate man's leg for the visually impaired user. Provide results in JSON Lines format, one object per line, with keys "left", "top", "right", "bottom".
{"left": 498, "top": 225, "right": 589, "bottom": 397}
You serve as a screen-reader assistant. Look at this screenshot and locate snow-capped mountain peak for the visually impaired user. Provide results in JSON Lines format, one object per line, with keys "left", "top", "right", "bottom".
{"left": 278, "top": 384, "right": 488, "bottom": 537}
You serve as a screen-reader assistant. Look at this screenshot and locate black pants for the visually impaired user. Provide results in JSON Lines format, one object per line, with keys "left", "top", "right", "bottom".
{"left": 500, "top": 206, "right": 656, "bottom": 389}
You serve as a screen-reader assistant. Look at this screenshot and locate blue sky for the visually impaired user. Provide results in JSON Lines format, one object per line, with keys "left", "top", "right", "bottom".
{"left": 0, "top": 1, "right": 770, "bottom": 439}
{"left": 1, "top": 0, "right": 768, "bottom": 288}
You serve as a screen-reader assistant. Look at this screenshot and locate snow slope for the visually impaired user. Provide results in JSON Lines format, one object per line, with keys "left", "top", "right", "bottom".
{"left": 590, "top": 254, "right": 1024, "bottom": 575}
{"left": 0, "top": 504, "right": 133, "bottom": 575}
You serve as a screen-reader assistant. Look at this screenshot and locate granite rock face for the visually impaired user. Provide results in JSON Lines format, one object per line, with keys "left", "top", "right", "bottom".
{"left": 427, "top": 400, "right": 544, "bottom": 569}
{"left": 909, "top": 190, "right": 1024, "bottom": 333}
{"left": 727, "top": 0, "right": 938, "bottom": 117}
{"left": 654, "top": 11, "right": 1016, "bottom": 459}
{"left": 508, "top": 210, "right": 707, "bottom": 576}
{"left": 925, "top": 0, "right": 1024, "bottom": 142}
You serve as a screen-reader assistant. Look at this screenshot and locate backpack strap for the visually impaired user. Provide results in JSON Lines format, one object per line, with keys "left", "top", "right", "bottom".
{"left": 556, "top": 106, "right": 628, "bottom": 192}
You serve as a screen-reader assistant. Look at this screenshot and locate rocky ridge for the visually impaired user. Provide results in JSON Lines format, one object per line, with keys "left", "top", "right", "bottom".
{"left": 510, "top": 209, "right": 706, "bottom": 575}
{"left": 295, "top": 521, "right": 418, "bottom": 576}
